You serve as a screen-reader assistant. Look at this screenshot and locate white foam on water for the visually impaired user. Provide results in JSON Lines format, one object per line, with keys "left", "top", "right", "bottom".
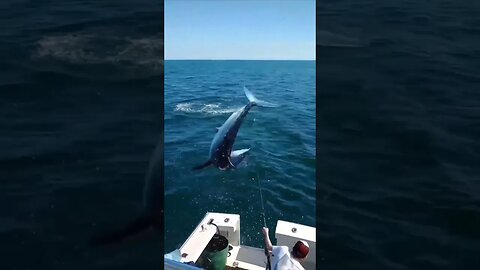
{"left": 174, "top": 102, "right": 240, "bottom": 115}
{"left": 174, "top": 103, "right": 195, "bottom": 113}
{"left": 34, "top": 32, "right": 163, "bottom": 68}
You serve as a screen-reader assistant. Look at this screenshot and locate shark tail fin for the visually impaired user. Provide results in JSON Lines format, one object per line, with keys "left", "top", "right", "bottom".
{"left": 192, "top": 160, "right": 212, "bottom": 171}
{"left": 89, "top": 215, "right": 153, "bottom": 246}
{"left": 243, "top": 86, "right": 278, "bottom": 108}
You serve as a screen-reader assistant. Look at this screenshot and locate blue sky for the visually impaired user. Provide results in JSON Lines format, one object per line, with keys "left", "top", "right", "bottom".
{"left": 165, "top": 0, "right": 315, "bottom": 60}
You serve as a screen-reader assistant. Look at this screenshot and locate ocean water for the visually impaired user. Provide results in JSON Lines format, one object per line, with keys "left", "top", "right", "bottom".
{"left": 164, "top": 60, "right": 316, "bottom": 251}
{"left": 318, "top": 1, "right": 480, "bottom": 269}
{"left": 0, "top": 1, "right": 163, "bottom": 269}
{"left": 3, "top": 0, "right": 479, "bottom": 269}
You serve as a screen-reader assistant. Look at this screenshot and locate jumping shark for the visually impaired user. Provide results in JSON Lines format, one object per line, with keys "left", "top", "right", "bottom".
{"left": 192, "top": 86, "right": 277, "bottom": 171}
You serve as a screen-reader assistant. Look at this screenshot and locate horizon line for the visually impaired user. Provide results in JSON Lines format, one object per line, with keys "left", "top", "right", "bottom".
{"left": 164, "top": 59, "right": 315, "bottom": 61}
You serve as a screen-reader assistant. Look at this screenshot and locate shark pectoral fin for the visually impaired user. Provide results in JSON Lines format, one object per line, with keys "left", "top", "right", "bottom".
{"left": 192, "top": 160, "right": 212, "bottom": 171}
{"left": 231, "top": 148, "right": 250, "bottom": 157}
{"left": 230, "top": 148, "right": 251, "bottom": 168}
{"left": 216, "top": 127, "right": 221, "bottom": 131}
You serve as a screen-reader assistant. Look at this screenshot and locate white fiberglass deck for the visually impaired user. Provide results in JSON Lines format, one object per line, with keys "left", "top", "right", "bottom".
{"left": 167, "top": 212, "right": 316, "bottom": 270}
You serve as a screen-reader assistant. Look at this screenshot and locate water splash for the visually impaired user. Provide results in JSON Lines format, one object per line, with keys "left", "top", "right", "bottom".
{"left": 174, "top": 102, "right": 241, "bottom": 115}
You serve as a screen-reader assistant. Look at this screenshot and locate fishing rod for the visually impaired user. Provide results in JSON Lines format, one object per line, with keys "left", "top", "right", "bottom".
{"left": 257, "top": 172, "right": 272, "bottom": 270}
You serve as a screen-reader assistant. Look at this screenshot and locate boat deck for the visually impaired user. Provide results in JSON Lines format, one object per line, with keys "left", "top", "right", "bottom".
{"left": 166, "top": 212, "right": 316, "bottom": 270}
{"left": 226, "top": 267, "right": 248, "bottom": 270}
{"left": 227, "top": 245, "right": 266, "bottom": 270}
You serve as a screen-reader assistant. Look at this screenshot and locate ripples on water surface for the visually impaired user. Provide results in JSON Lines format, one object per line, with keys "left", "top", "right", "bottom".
{"left": 318, "top": 1, "right": 480, "bottom": 269}
{"left": 0, "top": 1, "right": 162, "bottom": 269}
{"left": 164, "top": 60, "right": 316, "bottom": 251}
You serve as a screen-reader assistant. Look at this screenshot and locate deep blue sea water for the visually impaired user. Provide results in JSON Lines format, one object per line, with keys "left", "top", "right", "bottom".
{"left": 164, "top": 60, "right": 316, "bottom": 251}
{"left": 0, "top": 1, "right": 162, "bottom": 269}
{"left": 318, "top": 1, "right": 480, "bottom": 269}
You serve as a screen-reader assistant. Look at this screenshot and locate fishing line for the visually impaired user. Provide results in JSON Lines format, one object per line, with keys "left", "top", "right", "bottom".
{"left": 257, "top": 171, "right": 267, "bottom": 228}
{"left": 256, "top": 169, "right": 272, "bottom": 270}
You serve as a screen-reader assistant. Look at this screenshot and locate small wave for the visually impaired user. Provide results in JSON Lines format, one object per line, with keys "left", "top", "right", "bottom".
{"left": 317, "top": 30, "right": 370, "bottom": 48}
{"left": 174, "top": 102, "right": 240, "bottom": 115}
